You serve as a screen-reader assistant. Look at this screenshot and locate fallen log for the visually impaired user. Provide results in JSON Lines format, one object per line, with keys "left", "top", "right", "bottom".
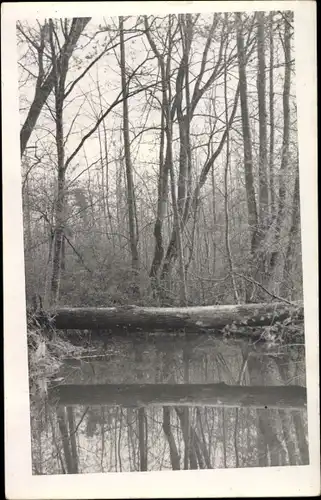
{"left": 48, "top": 382, "right": 307, "bottom": 410}
{"left": 50, "top": 301, "right": 303, "bottom": 332}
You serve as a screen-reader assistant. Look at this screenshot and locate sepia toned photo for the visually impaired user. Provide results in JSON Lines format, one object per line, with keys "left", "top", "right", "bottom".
{"left": 3, "top": 1, "right": 319, "bottom": 498}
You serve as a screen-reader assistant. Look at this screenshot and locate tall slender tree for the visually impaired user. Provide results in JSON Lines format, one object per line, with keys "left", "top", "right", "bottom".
{"left": 119, "top": 17, "right": 140, "bottom": 275}
{"left": 236, "top": 12, "right": 259, "bottom": 256}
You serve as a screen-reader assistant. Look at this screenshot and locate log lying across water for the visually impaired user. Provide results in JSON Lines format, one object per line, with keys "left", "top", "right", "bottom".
{"left": 51, "top": 301, "right": 303, "bottom": 332}
{"left": 48, "top": 382, "right": 307, "bottom": 410}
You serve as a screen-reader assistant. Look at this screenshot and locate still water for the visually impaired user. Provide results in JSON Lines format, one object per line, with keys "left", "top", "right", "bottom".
{"left": 30, "top": 334, "right": 308, "bottom": 474}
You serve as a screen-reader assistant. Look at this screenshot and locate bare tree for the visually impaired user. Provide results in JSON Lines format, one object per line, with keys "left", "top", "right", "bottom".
{"left": 21, "top": 12, "right": 301, "bottom": 310}
{"left": 256, "top": 12, "right": 269, "bottom": 230}
{"left": 223, "top": 16, "right": 240, "bottom": 304}
{"left": 18, "top": 18, "right": 91, "bottom": 157}
{"left": 269, "top": 12, "right": 275, "bottom": 220}
{"left": 119, "top": 17, "right": 140, "bottom": 274}
{"left": 270, "top": 11, "right": 293, "bottom": 274}
{"left": 236, "top": 12, "right": 259, "bottom": 256}
{"left": 48, "top": 19, "right": 69, "bottom": 305}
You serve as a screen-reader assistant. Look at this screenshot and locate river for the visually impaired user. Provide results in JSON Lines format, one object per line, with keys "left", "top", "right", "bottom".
{"left": 29, "top": 333, "right": 308, "bottom": 474}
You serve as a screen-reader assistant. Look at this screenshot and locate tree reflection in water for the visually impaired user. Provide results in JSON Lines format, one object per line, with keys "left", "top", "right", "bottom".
{"left": 30, "top": 335, "right": 308, "bottom": 474}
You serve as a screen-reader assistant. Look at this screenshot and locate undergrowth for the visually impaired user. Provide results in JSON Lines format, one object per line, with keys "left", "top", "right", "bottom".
{"left": 27, "top": 315, "right": 87, "bottom": 386}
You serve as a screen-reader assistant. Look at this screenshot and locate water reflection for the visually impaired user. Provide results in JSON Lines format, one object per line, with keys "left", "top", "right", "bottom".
{"left": 30, "top": 335, "right": 309, "bottom": 474}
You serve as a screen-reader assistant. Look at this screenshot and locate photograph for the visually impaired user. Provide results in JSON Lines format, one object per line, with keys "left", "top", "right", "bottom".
{"left": 3, "top": 1, "right": 319, "bottom": 498}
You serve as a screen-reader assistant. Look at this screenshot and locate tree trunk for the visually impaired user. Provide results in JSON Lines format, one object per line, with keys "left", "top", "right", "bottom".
{"left": 23, "top": 176, "right": 35, "bottom": 300}
{"left": 236, "top": 12, "right": 259, "bottom": 253}
{"left": 270, "top": 12, "right": 292, "bottom": 273}
{"left": 134, "top": 341, "right": 148, "bottom": 471}
{"left": 119, "top": 17, "right": 139, "bottom": 273}
{"left": 138, "top": 407, "right": 147, "bottom": 471}
{"left": 145, "top": 18, "right": 169, "bottom": 287}
{"left": 162, "top": 407, "right": 181, "bottom": 469}
{"left": 50, "top": 176, "right": 65, "bottom": 306}
{"left": 176, "top": 15, "right": 192, "bottom": 219}
{"left": 49, "top": 20, "right": 68, "bottom": 307}
{"left": 166, "top": 16, "right": 187, "bottom": 306}
{"left": 269, "top": 12, "right": 275, "bottom": 220}
{"left": 49, "top": 382, "right": 307, "bottom": 409}
{"left": 223, "top": 31, "right": 240, "bottom": 304}
{"left": 257, "top": 12, "right": 269, "bottom": 230}
{"left": 146, "top": 15, "right": 188, "bottom": 303}
{"left": 278, "top": 409, "right": 298, "bottom": 465}
{"left": 51, "top": 301, "right": 303, "bottom": 331}
{"left": 67, "top": 406, "right": 79, "bottom": 473}
{"left": 281, "top": 166, "right": 301, "bottom": 299}
{"left": 56, "top": 406, "right": 74, "bottom": 474}
{"left": 211, "top": 165, "right": 217, "bottom": 275}
{"left": 292, "top": 411, "right": 309, "bottom": 465}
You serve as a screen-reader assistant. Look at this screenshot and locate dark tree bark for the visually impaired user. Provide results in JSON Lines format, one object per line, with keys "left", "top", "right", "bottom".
{"left": 49, "top": 382, "right": 307, "bottom": 409}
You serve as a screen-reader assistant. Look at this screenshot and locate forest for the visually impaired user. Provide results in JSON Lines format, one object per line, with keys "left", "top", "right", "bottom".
{"left": 17, "top": 11, "right": 308, "bottom": 475}
{"left": 18, "top": 11, "right": 301, "bottom": 311}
